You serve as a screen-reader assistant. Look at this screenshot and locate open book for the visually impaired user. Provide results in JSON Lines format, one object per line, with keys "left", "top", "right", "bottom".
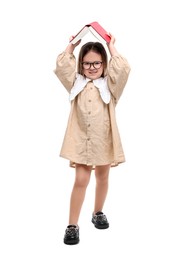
{"left": 70, "top": 22, "right": 111, "bottom": 44}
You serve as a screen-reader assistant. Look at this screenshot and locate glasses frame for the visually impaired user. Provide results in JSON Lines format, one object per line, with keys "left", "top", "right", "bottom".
{"left": 82, "top": 61, "right": 103, "bottom": 70}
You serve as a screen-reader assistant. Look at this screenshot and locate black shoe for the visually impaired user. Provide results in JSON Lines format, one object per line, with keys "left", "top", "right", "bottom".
{"left": 92, "top": 211, "right": 109, "bottom": 229}
{"left": 64, "top": 225, "right": 79, "bottom": 245}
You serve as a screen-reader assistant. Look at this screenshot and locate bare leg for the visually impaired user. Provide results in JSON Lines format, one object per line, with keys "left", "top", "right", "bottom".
{"left": 93, "top": 164, "right": 110, "bottom": 214}
{"left": 69, "top": 164, "right": 92, "bottom": 225}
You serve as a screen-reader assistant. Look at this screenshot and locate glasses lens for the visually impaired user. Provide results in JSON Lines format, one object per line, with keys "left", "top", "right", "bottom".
{"left": 82, "top": 62, "right": 90, "bottom": 69}
{"left": 93, "top": 61, "right": 102, "bottom": 69}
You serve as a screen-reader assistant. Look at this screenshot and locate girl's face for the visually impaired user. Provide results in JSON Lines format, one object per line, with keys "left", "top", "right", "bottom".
{"left": 82, "top": 51, "right": 103, "bottom": 80}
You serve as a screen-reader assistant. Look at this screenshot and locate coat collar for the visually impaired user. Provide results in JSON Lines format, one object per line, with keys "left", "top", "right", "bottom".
{"left": 69, "top": 74, "right": 111, "bottom": 104}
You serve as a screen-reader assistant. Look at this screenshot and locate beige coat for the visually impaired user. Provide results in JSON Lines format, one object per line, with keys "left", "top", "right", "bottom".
{"left": 54, "top": 52, "right": 131, "bottom": 168}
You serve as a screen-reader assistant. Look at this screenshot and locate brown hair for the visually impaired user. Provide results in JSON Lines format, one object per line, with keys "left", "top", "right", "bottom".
{"left": 77, "top": 42, "right": 108, "bottom": 77}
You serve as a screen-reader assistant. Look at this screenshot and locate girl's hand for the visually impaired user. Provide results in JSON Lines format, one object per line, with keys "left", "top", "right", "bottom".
{"left": 108, "top": 33, "right": 115, "bottom": 45}
{"left": 65, "top": 37, "right": 81, "bottom": 54}
{"left": 106, "top": 33, "right": 118, "bottom": 56}
{"left": 69, "top": 36, "right": 81, "bottom": 47}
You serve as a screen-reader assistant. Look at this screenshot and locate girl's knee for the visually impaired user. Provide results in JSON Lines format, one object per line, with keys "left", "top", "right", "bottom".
{"left": 95, "top": 171, "right": 109, "bottom": 184}
{"left": 75, "top": 174, "right": 90, "bottom": 187}
{"left": 95, "top": 165, "right": 110, "bottom": 182}
{"left": 75, "top": 164, "right": 92, "bottom": 187}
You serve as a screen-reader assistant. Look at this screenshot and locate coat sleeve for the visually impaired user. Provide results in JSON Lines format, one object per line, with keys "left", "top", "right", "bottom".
{"left": 107, "top": 55, "right": 131, "bottom": 104}
{"left": 54, "top": 51, "right": 76, "bottom": 93}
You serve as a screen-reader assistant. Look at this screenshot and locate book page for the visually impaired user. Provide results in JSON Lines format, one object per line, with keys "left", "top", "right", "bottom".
{"left": 71, "top": 26, "right": 89, "bottom": 44}
{"left": 89, "top": 27, "right": 107, "bottom": 44}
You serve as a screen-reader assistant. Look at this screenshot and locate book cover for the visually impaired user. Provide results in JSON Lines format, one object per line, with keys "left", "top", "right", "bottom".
{"left": 70, "top": 22, "right": 111, "bottom": 44}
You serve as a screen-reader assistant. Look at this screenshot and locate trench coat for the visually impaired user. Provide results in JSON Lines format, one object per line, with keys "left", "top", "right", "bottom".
{"left": 54, "top": 51, "right": 131, "bottom": 168}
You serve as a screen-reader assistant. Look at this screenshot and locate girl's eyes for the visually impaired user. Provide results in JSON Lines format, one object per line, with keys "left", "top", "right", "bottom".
{"left": 82, "top": 61, "right": 103, "bottom": 69}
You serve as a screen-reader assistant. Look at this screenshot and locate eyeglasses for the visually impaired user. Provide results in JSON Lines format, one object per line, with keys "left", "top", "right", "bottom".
{"left": 82, "top": 61, "right": 103, "bottom": 70}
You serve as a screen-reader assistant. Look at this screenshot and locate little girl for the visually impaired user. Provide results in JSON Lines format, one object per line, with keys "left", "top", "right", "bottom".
{"left": 54, "top": 33, "right": 131, "bottom": 245}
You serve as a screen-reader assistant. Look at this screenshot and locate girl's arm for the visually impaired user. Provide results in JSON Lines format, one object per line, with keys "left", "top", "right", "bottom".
{"left": 106, "top": 34, "right": 131, "bottom": 103}
{"left": 54, "top": 38, "right": 81, "bottom": 92}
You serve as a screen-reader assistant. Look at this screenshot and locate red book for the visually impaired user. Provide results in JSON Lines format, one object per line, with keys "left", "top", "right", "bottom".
{"left": 70, "top": 22, "right": 111, "bottom": 44}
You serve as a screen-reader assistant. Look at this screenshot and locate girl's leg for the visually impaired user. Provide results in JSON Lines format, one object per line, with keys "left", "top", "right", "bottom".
{"left": 93, "top": 164, "right": 110, "bottom": 213}
{"left": 68, "top": 164, "right": 92, "bottom": 225}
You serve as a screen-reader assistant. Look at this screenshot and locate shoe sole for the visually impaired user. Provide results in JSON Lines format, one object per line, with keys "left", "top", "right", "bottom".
{"left": 92, "top": 220, "right": 109, "bottom": 229}
{"left": 64, "top": 239, "right": 80, "bottom": 245}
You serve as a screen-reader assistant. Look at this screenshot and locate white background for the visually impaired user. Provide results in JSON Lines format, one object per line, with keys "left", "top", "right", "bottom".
{"left": 0, "top": 0, "right": 188, "bottom": 259}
